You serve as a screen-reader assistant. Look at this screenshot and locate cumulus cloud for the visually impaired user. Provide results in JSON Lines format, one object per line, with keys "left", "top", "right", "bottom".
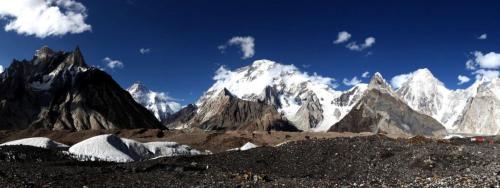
{"left": 219, "top": 36, "right": 255, "bottom": 59}
{"left": 0, "top": 65, "right": 3, "bottom": 73}
{"left": 468, "top": 51, "right": 500, "bottom": 69}
{"left": 478, "top": 33, "right": 487, "bottom": 40}
{"left": 457, "top": 75, "right": 470, "bottom": 85}
{"left": 342, "top": 76, "right": 361, "bottom": 86}
{"left": 103, "top": 57, "right": 124, "bottom": 69}
{"left": 473, "top": 69, "right": 499, "bottom": 81}
{"left": 333, "top": 31, "right": 351, "bottom": 44}
{"left": 0, "top": 0, "right": 91, "bottom": 38}
{"left": 346, "top": 37, "right": 376, "bottom": 51}
{"left": 390, "top": 72, "right": 413, "bottom": 89}
{"left": 139, "top": 48, "right": 151, "bottom": 54}
{"left": 361, "top": 71, "right": 370, "bottom": 78}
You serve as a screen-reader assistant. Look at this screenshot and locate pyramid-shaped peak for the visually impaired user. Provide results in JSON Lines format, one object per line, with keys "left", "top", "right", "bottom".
{"left": 368, "top": 72, "right": 393, "bottom": 92}
{"left": 128, "top": 81, "right": 149, "bottom": 93}
{"left": 70, "top": 45, "right": 87, "bottom": 67}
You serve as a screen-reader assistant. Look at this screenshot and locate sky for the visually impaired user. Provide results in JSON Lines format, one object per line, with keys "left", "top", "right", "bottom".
{"left": 0, "top": 0, "right": 500, "bottom": 105}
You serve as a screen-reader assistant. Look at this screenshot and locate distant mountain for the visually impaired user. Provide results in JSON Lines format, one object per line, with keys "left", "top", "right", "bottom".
{"left": 127, "top": 82, "right": 181, "bottom": 123}
{"left": 196, "top": 60, "right": 366, "bottom": 131}
{"left": 0, "top": 46, "right": 163, "bottom": 130}
{"left": 165, "top": 88, "right": 297, "bottom": 131}
{"left": 329, "top": 73, "right": 447, "bottom": 137}
{"left": 394, "top": 68, "right": 500, "bottom": 135}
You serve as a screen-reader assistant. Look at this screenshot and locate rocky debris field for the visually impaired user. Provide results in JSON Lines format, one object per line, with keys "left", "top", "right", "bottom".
{"left": 1, "top": 135, "right": 500, "bottom": 187}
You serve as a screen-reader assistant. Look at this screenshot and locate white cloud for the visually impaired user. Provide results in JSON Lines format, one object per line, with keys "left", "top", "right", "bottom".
{"left": 0, "top": 0, "right": 91, "bottom": 38}
{"left": 467, "top": 51, "right": 500, "bottom": 69}
{"left": 457, "top": 75, "right": 470, "bottom": 85}
{"left": 342, "top": 76, "right": 361, "bottom": 86}
{"left": 390, "top": 72, "right": 413, "bottom": 89}
{"left": 103, "top": 57, "right": 124, "bottom": 69}
{"left": 333, "top": 31, "right": 351, "bottom": 44}
{"left": 478, "top": 33, "right": 487, "bottom": 40}
{"left": 0, "top": 65, "right": 3, "bottom": 73}
{"left": 465, "top": 60, "right": 476, "bottom": 70}
{"left": 473, "top": 69, "right": 499, "bottom": 81}
{"left": 219, "top": 36, "right": 255, "bottom": 59}
{"left": 361, "top": 71, "right": 370, "bottom": 78}
{"left": 346, "top": 37, "right": 376, "bottom": 51}
{"left": 139, "top": 48, "right": 151, "bottom": 54}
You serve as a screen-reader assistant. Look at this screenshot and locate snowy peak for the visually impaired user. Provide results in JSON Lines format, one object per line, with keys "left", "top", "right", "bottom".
{"left": 400, "top": 68, "right": 445, "bottom": 90}
{"left": 128, "top": 81, "right": 149, "bottom": 94}
{"left": 127, "top": 82, "right": 181, "bottom": 122}
{"left": 197, "top": 59, "right": 367, "bottom": 132}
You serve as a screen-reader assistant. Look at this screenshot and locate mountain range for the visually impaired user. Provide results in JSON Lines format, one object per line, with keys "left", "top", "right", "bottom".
{"left": 1, "top": 46, "right": 499, "bottom": 136}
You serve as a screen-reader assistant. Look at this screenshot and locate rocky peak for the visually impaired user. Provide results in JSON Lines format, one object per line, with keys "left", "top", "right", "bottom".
{"left": 69, "top": 46, "right": 87, "bottom": 67}
{"left": 35, "top": 45, "right": 55, "bottom": 59}
{"left": 368, "top": 72, "right": 392, "bottom": 93}
{"left": 218, "top": 88, "right": 235, "bottom": 99}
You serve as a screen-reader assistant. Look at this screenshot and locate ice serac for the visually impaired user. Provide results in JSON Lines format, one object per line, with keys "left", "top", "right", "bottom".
{"left": 127, "top": 82, "right": 181, "bottom": 123}
{"left": 0, "top": 46, "right": 163, "bottom": 130}
{"left": 166, "top": 88, "right": 297, "bottom": 131}
{"left": 193, "top": 60, "right": 366, "bottom": 131}
{"left": 329, "top": 73, "right": 447, "bottom": 137}
{"left": 454, "top": 78, "right": 500, "bottom": 135}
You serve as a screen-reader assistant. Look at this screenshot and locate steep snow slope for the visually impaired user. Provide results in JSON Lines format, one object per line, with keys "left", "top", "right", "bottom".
{"left": 68, "top": 134, "right": 201, "bottom": 162}
{"left": 0, "top": 137, "right": 68, "bottom": 149}
{"left": 127, "top": 82, "right": 181, "bottom": 122}
{"left": 198, "top": 60, "right": 366, "bottom": 131}
{"left": 395, "top": 68, "right": 479, "bottom": 131}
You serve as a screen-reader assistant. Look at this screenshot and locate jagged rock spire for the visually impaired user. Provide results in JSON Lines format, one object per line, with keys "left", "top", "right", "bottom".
{"left": 71, "top": 45, "right": 87, "bottom": 67}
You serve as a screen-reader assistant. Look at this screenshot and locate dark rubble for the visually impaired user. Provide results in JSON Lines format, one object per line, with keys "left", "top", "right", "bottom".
{"left": 1, "top": 135, "right": 500, "bottom": 187}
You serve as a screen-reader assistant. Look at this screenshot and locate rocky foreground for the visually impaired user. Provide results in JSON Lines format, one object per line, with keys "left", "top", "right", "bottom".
{"left": 1, "top": 135, "right": 500, "bottom": 187}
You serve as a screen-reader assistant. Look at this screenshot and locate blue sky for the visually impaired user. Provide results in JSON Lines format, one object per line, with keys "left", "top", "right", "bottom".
{"left": 0, "top": 0, "right": 500, "bottom": 104}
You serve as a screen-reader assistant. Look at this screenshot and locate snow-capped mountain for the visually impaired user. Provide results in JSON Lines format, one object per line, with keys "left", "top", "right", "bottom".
{"left": 395, "top": 68, "right": 500, "bottom": 134}
{"left": 127, "top": 82, "right": 181, "bottom": 122}
{"left": 197, "top": 60, "right": 367, "bottom": 131}
{"left": 330, "top": 72, "right": 447, "bottom": 137}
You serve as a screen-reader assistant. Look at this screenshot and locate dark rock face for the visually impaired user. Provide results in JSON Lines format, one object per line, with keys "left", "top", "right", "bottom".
{"left": 0, "top": 46, "right": 163, "bottom": 130}
{"left": 165, "top": 89, "right": 298, "bottom": 131}
{"left": 329, "top": 73, "right": 447, "bottom": 137}
{"left": 163, "top": 104, "right": 198, "bottom": 129}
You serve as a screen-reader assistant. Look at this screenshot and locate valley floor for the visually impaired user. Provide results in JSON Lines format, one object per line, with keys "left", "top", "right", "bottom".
{"left": 1, "top": 133, "right": 500, "bottom": 187}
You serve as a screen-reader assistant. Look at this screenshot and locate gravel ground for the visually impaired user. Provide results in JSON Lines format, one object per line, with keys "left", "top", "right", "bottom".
{"left": 1, "top": 135, "right": 500, "bottom": 187}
